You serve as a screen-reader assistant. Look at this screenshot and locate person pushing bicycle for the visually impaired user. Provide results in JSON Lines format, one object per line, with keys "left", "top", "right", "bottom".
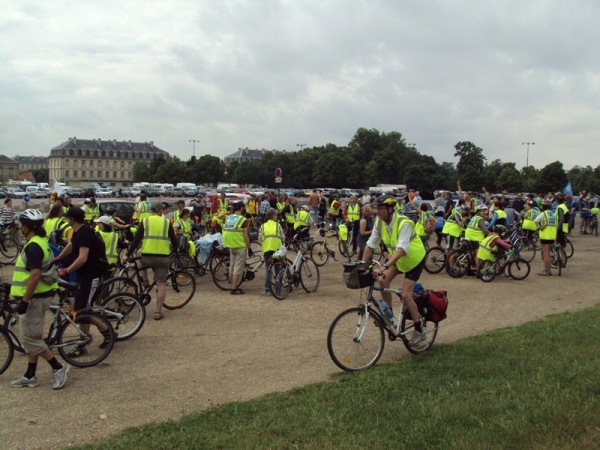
{"left": 360, "top": 195, "right": 427, "bottom": 346}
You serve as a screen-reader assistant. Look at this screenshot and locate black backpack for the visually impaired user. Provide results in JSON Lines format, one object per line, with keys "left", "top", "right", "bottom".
{"left": 48, "top": 222, "right": 70, "bottom": 248}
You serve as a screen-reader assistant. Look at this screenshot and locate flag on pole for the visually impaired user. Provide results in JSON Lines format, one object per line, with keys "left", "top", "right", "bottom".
{"left": 53, "top": 179, "right": 63, "bottom": 197}
{"left": 563, "top": 181, "right": 573, "bottom": 196}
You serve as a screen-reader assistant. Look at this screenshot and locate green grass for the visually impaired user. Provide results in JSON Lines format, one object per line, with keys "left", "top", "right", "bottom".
{"left": 79, "top": 306, "right": 600, "bottom": 450}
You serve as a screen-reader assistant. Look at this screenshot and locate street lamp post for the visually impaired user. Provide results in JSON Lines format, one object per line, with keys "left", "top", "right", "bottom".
{"left": 522, "top": 142, "right": 535, "bottom": 191}
{"left": 297, "top": 143, "right": 307, "bottom": 151}
{"left": 189, "top": 139, "right": 199, "bottom": 158}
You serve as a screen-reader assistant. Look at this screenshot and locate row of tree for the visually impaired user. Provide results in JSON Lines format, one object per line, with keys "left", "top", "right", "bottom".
{"left": 131, "top": 128, "right": 600, "bottom": 196}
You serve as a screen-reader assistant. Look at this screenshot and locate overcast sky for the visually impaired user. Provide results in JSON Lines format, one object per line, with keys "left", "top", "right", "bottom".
{"left": 1, "top": 0, "right": 599, "bottom": 171}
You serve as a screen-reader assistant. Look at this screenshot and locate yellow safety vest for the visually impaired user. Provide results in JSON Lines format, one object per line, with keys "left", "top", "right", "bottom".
{"left": 89, "top": 204, "right": 100, "bottom": 220}
{"left": 557, "top": 204, "right": 569, "bottom": 233}
{"left": 246, "top": 199, "right": 257, "bottom": 215}
{"left": 218, "top": 199, "right": 228, "bottom": 215}
{"left": 283, "top": 204, "right": 295, "bottom": 224}
{"left": 83, "top": 205, "right": 93, "bottom": 222}
{"left": 44, "top": 217, "right": 66, "bottom": 236}
{"left": 10, "top": 235, "right": 58, "bottom": 297}
{"left": 538, "top": 211, "right": 557, "bottom": 240}
{"left": 493, "top": 210, "right": 507, "bottom": 225}
{"left": 442, "top": 208, "right": 464, "bottom": 237}
{"left": 223, "top": 214, "right": 247, "bottom": 249}
{"left": 175, "top": 218, "right": 192, "bottom": 237}
{"left": 294, "top": 210, "right": 310, "bottom": 230}
{"left": 138, "top": 201, "right": 152, "bottom": 222}
{"left": 477, "top": 234, "right": 499, "bottom": 262}
{"left": 415, "top": 211, "right": 433, "bottom": 237}
{"left": 141, "top": 215, "right": 171, "bottom": 255}
{"left": 522, "top": 209, "right": 539, "bottom": 231}
{"left": 328, "top": 201, "right": 340, "bottom": 216}
{"left": 347, "top": 203, "right": 360, "bottom": 221}
{"left": 173, "top": 209, "right": 182, "bottom": 224}
{"left": 98, "top": 230, "right": 119, "bottom": 265}
{"left": 261, "top": 220, "right": 282, "bottom": 253}
{"left": 376, "top": 214, "right": 426, "bottom": 273}
{"left": 465, "top": 215, "right": 486, "bottom": 242}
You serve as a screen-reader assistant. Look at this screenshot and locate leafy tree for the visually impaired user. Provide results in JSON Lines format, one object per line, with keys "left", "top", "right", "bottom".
{"left": 132, "top": 162, "right": 150, "bottom": 182}
{"left": 454, "top": 141, "right": 487, "bottom": 191}
{"left": 496, "top": 163, "right": 522, "bottom": 192}
{"left": 31, "top": 168, "right": 49, "bottom": 183}
{"left": 535, "top": 161, "right": 567, "bottom": 194}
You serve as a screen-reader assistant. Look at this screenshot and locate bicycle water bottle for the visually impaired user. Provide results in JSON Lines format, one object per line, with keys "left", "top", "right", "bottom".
{"left": 413, "top": 282, "right": 424, "bottom": 293}
{"left": 377, "top": 299, "right": 395, "bottom": 324}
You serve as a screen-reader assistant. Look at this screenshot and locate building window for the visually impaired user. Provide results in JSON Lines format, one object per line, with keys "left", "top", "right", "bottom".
{"left": 120, "top": 161, "right": 125, "bottom": 168}
{"left": 74, "top": 160, "right": 78, "bottom": 168}
{"left": 121, "top": 171, "right": 124, "bottom": 179}
{"left": 74, "top": 170, "right": 78, "bottom": 178}
{"left": 146, "top": 152, "right": 151, "bottom": 159}
{"left": 66, "top": 170, "right": 69, "bottom": 177}
{"left": 113, "top": 171, "right": 117, "bottom": 178}
{"left": 98, "top": 170, "right": 102, "bottom": 178}
{"left": 82, "top": 170, "right": 86, "bottom": 178}
{"left": 89, "top": 160, "right": 94, "bottom": 168}
{"left": 128, "top": 171, "right": 132, "bottom": 178}
{"left": 81, "top": 160, "right": 86, "bottom": 168}
{"left": 65, "top": 159, "right": 70, "bottom": 168}
{"left": 113, "top": 161, "right": 117, "bottom": 169}
{"left": 101, "top": 150, "right": 106, "bottom": 157}
{"left": 94, "top": 150, "right": 98, "bottom": 157}
{"left": 98, "top": 160, "right": 102, "bottom": 168}
{"left": 105, "top": 171, "right": 109, "bottom": 178}
{"left": 128, "top": 161, "right": 132, "bottom": 168}
{"left": 105, "top": 161, "right": 109, "bottom": 168}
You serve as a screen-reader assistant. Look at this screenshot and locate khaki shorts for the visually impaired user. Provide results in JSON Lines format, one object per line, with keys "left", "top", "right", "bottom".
{"left": 140, "top": 255, "right": 170, "bottom": 284}
{"left": 229, "top": 247, "right": 247, "bottom": 276}
{"left": 20, "top": 296, "right": 54, "bottom": 355}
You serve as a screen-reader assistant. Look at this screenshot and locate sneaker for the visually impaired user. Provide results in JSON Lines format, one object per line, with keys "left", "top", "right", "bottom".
{"left": 11, "top": 375, "right": 39, "bottom": 388}
{"left": 99, "top": 333, "right": 112, "bottom": 349}
{"left": 67, "top": 345, "right": 88, "bottom": 358}
{"left": 409, "top": 331, "right": 426, "bottom": 347}
{"left": 537, "top": 270, "right": 552, "bottom": 276}
{"left": 52, "top": 364, "right": 70, "bottom": 390}
{"left": 261, "top": 291, "right": 271, "bottom": 296}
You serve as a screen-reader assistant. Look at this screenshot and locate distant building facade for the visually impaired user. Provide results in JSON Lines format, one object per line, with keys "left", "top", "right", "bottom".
{"left": 0, "top": 155, "right": 19, "bottom": 184}
{"left": 13, "top": 155, "right": 49, "bottom": 172}
{"left": 49, "top": 137, "right": 169, "bottom": 187}
{"left": 223, "top": 148, "right": 286, "bottom": 165}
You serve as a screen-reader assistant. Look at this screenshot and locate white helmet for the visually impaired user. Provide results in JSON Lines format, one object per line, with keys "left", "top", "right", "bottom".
{"left": 477, "top": 204, "right": 488, "bottom": 212}
{"left": 19, "top": 209, "right": 45, "bottom": 227}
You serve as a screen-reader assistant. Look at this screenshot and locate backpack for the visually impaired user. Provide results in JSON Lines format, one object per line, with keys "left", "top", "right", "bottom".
{"left": 48, "top": 222, "right": 70, "bottom": 248}
{"left": 415, "top": 290, "right": 448, "bottom": 323}
{"left": 434, "top": 216, "right": 445, "bottom": 231}
{"left": 93, "top": 231, "right": 110, "bottom": 273}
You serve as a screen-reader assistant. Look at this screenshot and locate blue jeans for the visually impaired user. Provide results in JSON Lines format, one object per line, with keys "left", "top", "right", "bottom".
{"left": 263, "top": 251, "right": 274, "bottom": 293}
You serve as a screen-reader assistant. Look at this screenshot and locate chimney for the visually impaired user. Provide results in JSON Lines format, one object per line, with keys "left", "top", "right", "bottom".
{"left": 149, "top": 141, "right": 154, "bottom": 149}
{"left": 72, "top": 136, "right": 77, "bottom": 146}
{"left": 112, "top": 139, "right": 117, "bottom": 148}
{"left": 97, "top": 138, "right": 102, "bottom": 148}
{"left": 128, "top": 140, "right": 132, "bottom": 149}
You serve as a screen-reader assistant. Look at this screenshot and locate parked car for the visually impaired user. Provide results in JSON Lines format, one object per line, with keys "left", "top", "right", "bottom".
{"left": 80, "top": 187, "right": 97, "bottom": 198}
{"left": 82, "top": 199, "right": 137, "bottom": 224}
{"left": 129, "top": 188, "right": 141, "bottom": 197}
{"left": 7, "top": 188, "right": 26, "bottom": 198}
{"left": 0, "top": 189, "right": 6, "bottom": 199}
{"left": 339, "top": 188, "right": 359, "bottom": 198}
{"left": 120, "top": 188, "right": 132, "bottom": 197}
{"left": 183, "top": 187, "right": 197, "bottom": 197}
{"left": 144, "top": 188, "right": 160, "bottom": 197}
{"left": 96, "top": 188, "right": 111, "bottom": 198}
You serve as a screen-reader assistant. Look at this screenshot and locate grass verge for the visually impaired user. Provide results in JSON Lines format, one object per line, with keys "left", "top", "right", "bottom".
{"left": 78, "top": 306, "right": 600, "bottom": 450}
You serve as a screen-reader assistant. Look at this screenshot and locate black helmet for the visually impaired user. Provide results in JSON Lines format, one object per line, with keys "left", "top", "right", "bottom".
{"left": 491, "top": 224, "right": 507, "bottom": 236}
{"left": 231, "top": 200, "right": 244, "bottom": 210}
{"left": 376, "top": 195, "right": 397, "bottom": 207}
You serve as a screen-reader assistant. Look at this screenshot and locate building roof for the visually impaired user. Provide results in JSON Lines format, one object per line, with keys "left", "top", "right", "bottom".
{"left": 224, "top": 148, "right": 286, "bottom": 161}
{"left": 0, "top": 155, "right": 18, "bottom": 163}
{"left": 50, "top": 137, "right": 169, "bottom": 158}
{"left": 19, "top": 171, "right": 35, "bottom": 181}
{"left": 13, "top": 155, "right": 49, "bottom": 163}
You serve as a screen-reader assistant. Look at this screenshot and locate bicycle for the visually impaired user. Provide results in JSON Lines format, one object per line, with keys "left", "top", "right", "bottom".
{"left": 211, "top": 246, "right": 265, "bottom": 291}
{"left": 478, "top": 247, "right": 531, "bottom": 282}
{"left": 0, "top": 223, "right": 21, "bottom": 264}
{"left": 120, "top": 256, "right": 196, "bottom": 309}
{"left": 508, "top": 227, "right": 537, "bottom": 263}
{"left": 1, "top": 280, "right": 116, "bottom": 368}
{"left": 589, "top": 216, "right": 599, "bottom": 236}
{"left": 310, "top": 221, "right": 339, "bottom": 266}
{"left": 444, "top": 238, "right": 476, "bottom": 278}
{"left": 269, "top": 241, "right": 320, "bottom": 300}
{"left": 327, "top": 261, "right": 439, "bottom": 372}
{"left": 0, "top": 323, "right": 14, "bottom": 375}
{"left": 337, "top": 222, "right": 356, "bottom": 261}
{"left": 550, "top": 241, "right": 567, "bottom": 276}
{"left": 424, "top": 245, "right": 453, "bottom": 274}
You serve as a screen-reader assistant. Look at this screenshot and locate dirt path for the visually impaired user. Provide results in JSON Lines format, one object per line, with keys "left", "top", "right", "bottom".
{"left": 1, "top": 233, "right": 599, "bottom": 449}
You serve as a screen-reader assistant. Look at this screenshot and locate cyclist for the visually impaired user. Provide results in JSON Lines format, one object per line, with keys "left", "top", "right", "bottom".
{"left": 123, "top": 201, "right": 178, "bottom": 320}
{"left": 44, "top": 204, "right": 73, "bottom": 246}
{"left": 259, "top": 208, "right": 285, "bottom": 296}
{"left": 475, "top": 225, "right": 511, "bottom": 278}
{"left": 293, "top": 205, "right": 312, "bottom": 241}
{"left": 555, "top": 193, "right": 570, "bottom": 249}
{"left": 521, "top": 201, "right": 539, "bottom": 241}
{"left": 9, "top": 209, "right": 70, "bottom": 390}
{"left": 104, "top": 207, "right": 130, "bottom": 231}
{"left": 173, "top": 207, "right": 193, "bottom": 255}
{"left": 223, "top": 201, "right": 251, "bottom": 295}
{"left": 94, "top": 216, "right": 120, "bottom": 268}
{"left": 356, "top": 204, "right": 374, "bottom": 262}
{"left": 442, "top": 203, "right": 470, "bottom": 250}
{"left": 344, "top": 195, "right": 361, "bottom": 254}
{"left": 172, "top": 200, "right": 186, "bottom": 224}
{"left": 465, "top": 204, "right": 490, "bottom": 274}
{"left": 535, "top": 199, "right": 557, "bottom": 276}
{"left": 361, "top": 195, "right": 427, "bottom": 346}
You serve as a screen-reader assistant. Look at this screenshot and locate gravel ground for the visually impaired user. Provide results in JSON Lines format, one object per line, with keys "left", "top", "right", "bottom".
{"left": 0, "top": 230, "right": 598, "bottom": 450}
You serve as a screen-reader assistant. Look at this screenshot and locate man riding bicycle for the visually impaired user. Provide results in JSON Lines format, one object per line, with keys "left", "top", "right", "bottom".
{"left": 361, "top": 195, "right": 427, "bottom": 346}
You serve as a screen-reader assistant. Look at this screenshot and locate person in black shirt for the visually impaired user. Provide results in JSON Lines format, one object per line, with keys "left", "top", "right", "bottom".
{"left": 56, "top": 207, "right": 111, "bottom": 356}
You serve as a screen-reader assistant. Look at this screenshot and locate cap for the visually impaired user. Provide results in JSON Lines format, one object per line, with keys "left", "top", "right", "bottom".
{"left": 566, "top": 194, "right": 573, "bottom": 199}
{"left": 151, "top": 201, "right": 163, "bottom": 211}
{"left": 94, "top": 216, "right": 112, "bottom": 226}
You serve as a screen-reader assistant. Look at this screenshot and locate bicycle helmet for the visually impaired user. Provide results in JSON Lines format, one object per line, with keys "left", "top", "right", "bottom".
{"left": 231, "top": 200, "right": 244, "bottom": 210}
{"left": 376, "top": 195, "right": 397, "bottom": 207}
{"left": 460, "top": 204, "right": 471, "bottom": 211}
{"left": 491, "top": 224, "right": 507, "bottom": 236}
{"left": 19, "top": 209, "right": 45, "bottom": 228}
{"left": 477, "top": 204, "right": 488, "bottom": 212}
{"left": 299, "top": 205, "right": 310, "bottom": 212}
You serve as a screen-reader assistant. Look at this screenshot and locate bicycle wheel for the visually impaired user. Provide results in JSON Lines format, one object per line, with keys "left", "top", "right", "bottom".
{"left": 424, "top": 247, "right": 446, "bottom": 274}
{"left": 0, "top": 234, "right": 20, "bottom": 263}
{"left": 211, "top": 260, "right": 231, "bottom": 290}
{"left": 163, "top": 270, "right": 196, "bottom": 310}
{"left": 0, "top": 325, "right": 14, "bottom": 375}
{"left": 57, "top": 312, "right": 115, "bottom": 368}
{"left": 269, "top": 261, "right": 291, "bottom": 300}
{"left": 310, "top": 241, "right": 329, "bottom": 266}
{"left": 550, "top": 247, "right": 565, "bottom": 277}
{"left": 96, "top": 276, "right": 139, "bottom": 303}
{"left": 514, "top": 238, "right": 536, "bottom": 263}
{"left": 327, "top": 307, "right": 385, "bottom": 372}
{"left": 170, "top": 253, "right": 196, "bottom": 273}
{"left": 507, "top": 258, "right": 531, "bottom": 280}
{"left": 97, "top": 292, "right": 146, "bottom": 341}
{"left": 445, "top": 250, "right": 469, "bottom": 278}
{"left": 564, "top": 238, "right": 574, "bottom": 259}
{"left": 478, "top": 260, "right": 496, "bottom": 282}
{"left": 401, "top": 311, "right": 438, "bottom": 355}
{"left": 299, "top": 258, "right": 320, "bottom": 293}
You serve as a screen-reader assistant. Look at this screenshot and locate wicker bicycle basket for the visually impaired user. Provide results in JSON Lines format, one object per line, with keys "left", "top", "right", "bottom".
{"left": 342, "top": 262, "right": 374, "bottom": 289}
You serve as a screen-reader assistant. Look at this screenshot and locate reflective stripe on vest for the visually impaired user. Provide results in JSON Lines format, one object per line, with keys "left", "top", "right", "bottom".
{"left": 494, "top": 210, "right": 507, "bottom": 225}
{"left": 223, "top": 214, "right": 247, "bottom": 248}
{"left": 218, "top": 199, "right": 228, "bottom": 215}
{"left": 557, "top": 204, "right": 569, "bottom": 233}
{"left": 294, "top": 210, "right": 310, "bottom": 229}
{"left": 477, "top": 234, "right": 498, "bottom": 262}
{"left": 522, "top": 208, "right": 539, "bottom": 231}
{"left": 138, "top": 201, "right": 152, "bottom": 221}
{"left": 347, "top": 204, "right": 360, "bottom": 221}
{"left": 175, "top": 218, "right": 192, "bottom": 236}
{"left": 328, "top": 202, "right": 340, "bottom": 216}
{"left": 539, "top": 210, "right": 557, "bottom": 240}
{"left": 261, "top": 220, "right": 282, "bottom": 253}
{"left": 10, "top": 236, "right": 58, "bottom": 297}
{"left": 141, "top": 216, "right": 171, "bottom": 255}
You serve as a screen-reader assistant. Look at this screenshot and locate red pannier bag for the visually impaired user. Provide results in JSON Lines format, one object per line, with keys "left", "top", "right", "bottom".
{"left": 415, "top": 290, "right": 448, "bottom": 323}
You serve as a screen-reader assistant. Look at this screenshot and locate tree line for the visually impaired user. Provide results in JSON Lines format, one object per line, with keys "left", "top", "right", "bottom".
{"left": 131, "top": 128, "right": 600, "bottom": 196}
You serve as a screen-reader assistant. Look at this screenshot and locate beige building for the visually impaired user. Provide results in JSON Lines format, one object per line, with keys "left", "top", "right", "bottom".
{"left": 13, "top": 155, "right": 49, "bottom": 172}
{"left": 49, "top": 137, "right": 169, "bottom": 187}
{"left": 0, "top": 155, "right": 20, "bottom": 184}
